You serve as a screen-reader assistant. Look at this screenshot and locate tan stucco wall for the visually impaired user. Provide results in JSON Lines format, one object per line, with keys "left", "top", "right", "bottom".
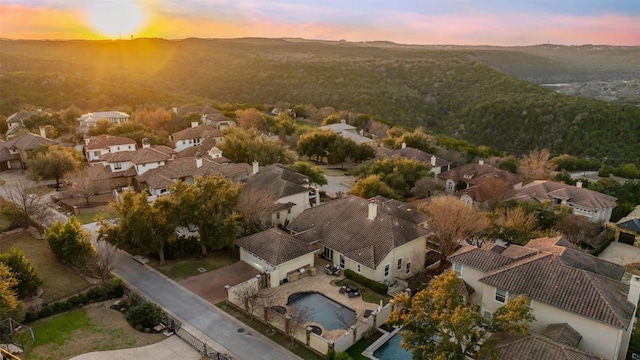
{"left": 480, "top": 284, "right": 624, "bottom": 360}
{"left": 455, "top": 264, "right": 486, "bottom": 305}
{"left": 271, "top": 191, "right": 310, "bottom": 226}
{"left": 371, "top": 237, "right": 426, "bottom": 283}
{"left": 240, "top": 248, "right": 315, "bottom": 288}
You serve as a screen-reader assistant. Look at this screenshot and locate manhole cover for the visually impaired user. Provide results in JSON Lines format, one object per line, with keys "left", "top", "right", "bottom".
{"left": 237, "top": 328, "right": 245, "bottom": 333}
{"left": 197, "top": 267, "right": 206, "bottom": 273}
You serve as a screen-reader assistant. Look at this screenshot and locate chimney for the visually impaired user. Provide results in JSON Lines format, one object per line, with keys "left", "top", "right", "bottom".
{"left": 142, "top": 138, "right": 151, "bottom": 149}
{"left": 479, "top": 159, "right": 485, "bottom": 165}
{"left": 191, "top": 121, "right": 199, "bottom": 128}
{"left": 401, "top": 142, "right": 407, "bottom": 149}
{"left": 315, "top": 188, "right": 320, "bottom": 206}
{"left": 628, "top": 275, "right": 640, "bottom": 307}
{"left": 359, "top": 130, "right": 364, "bottom": 136}
{"left": 39, "top": 126, "right": 47, "bottom": 138}
{"left": 431, "top": 155, "right": 437, "bottom": 167}
{"left": 195, "top": 152, "right": 203, "bottom": 168}
{"left": 340, "top": 119, "right": 346, "bottom": 124}
{"left": 576, "top": 180, "right": 583, "bottom": 188}
{"left": 368, "top": 202, "right": 378, "bottom": 220}
{"left": 252, "top": 161, "right": 259, "bottom": 175}
{"left": 172, "top": 107, "right": 178, "bottom": 114}
{"left": 37, "top": 107, "right": 42, "bottom": 112}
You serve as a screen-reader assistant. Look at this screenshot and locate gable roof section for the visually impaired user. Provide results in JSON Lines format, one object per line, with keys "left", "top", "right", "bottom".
{"left": 512, "top": 180, "right": 616, "bottom": 210}
{"left": 492, "top": 332, "right": 601, "bottom": 360}
{"left": 543, "top": 323, "right": 582, "bottom": 347}
{"left": 242, "top": 164, "right": 309, "bottom": 200}
{"left": 616, "top": 205, "right": 640, "bottom": 232}
{"left": 78, "top": 111, "right": 129, "bottom": 122}
{"left": 479, "top": 253, "right": 634, "bottom": 329}
{"left": 100, "top": 146, "right": 175, "bottom": 165}
{"left": 438, "top": 163, "right": 522, "bottom": 187}
{"left": 235, "top": 228, "right": 317, "bottom": 267}
{"left": 85, "top": 135, "right": 136, "bottom": 150}
{"left": 287, "top": 196, "right": 431, "bottom": 269}
{"left": 2, "top": 132, "right": 58, "bottom": 150}
{"left": 7, "top": 110, "right": 50, "bottom": 124}
{"left": 449, "top": 245, "right": 525, "bottom": 272}
{"left": 171, "top": 124, "right": 223, "bottom": 141}
{"left": 136, "top": 157, "right": 251, "bottom": 187}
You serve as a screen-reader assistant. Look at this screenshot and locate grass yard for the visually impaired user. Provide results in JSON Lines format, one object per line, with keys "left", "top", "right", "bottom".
{"left": 25, "top": 307, "right": 165, "bottom": 360}
{"left": 0, "top": 230, "right": 90, "bottom": 302}
{"left": 216, "top": 301, "right": 324, "bottom": 360}
{"left": 74, "top": 212, "right": 100, "bottom": 224}
{"left": 150, "top": 251, "right": 236, "bottom": 280}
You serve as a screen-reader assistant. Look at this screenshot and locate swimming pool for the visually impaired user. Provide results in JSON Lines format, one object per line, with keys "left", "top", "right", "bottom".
{"left": 287, "top": 292, "right": 355, "bottom": 331}
{"left": 373, "top": 333, "right": 412, "bottom": 360}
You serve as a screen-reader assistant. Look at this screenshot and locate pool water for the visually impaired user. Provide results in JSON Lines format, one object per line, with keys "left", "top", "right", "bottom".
{"left": 287, "top": 292, "right": 355, "bottom": 331}
{"left": 373, "top": 333, "right": 412, "bottom": 360}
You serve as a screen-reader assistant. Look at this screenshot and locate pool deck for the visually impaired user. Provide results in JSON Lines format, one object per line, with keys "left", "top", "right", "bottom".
{"left": 257, "top": 258, "right": 381, "bottom": 341}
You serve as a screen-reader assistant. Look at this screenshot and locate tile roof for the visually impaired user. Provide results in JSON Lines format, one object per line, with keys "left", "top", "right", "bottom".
{"left": 235, "top": 228, "right": 318, "bottom": 267}
{"left": 449, "top": 245, "right": 524, "bottom": 272}
{"left": 438, "top": 163, "right": 523, "bottom": 188}
{"left": 85, "top": 135, "right": 136, "bottom": 150}
{"left": 382, "top": 146, "right": 452, "bottom": 167}
{"left": 7, "top": 110, "right": 50, "bottom": 124}
{"left": 1, "top": 132, "right": 58, "bottom": 151}
{"left": 241, "top": 165, "right": 309, "bottom": 201}
{"left": 77, "top": 111, "right": 129, "bottom": 122}
{"left": 135, "top": 157, "right": 251, "bottom": 188}
{"left": 88, "top": 164, "right": 136, "bottom": 180}
{"left": 543, "top": 323, "right": 582, "bottom": 347}
{"left": 491, "top": 332, "right": 601, "bottom": 360}
{"left": 170, "top": 124, "right": 223, "bottom": 141}
{"left": 480, "top": 253, "right": 634, "bottom": 329}
{"left": 175, "top": 105, "right": 221, "bottom": 117}
{"left": 511, "top": 180, "right": 617, "bottom": 210}
{"left": 287, "top": 195, "right": 431, "bottom": 269}
{"left": 100, "top": 146, "right": 175, "bottom": 165}
{"left": 615, "top": 205, "right": 640, "bottom": 232}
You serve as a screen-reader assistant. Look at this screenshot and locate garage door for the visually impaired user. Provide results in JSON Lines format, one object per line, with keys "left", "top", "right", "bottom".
{"left": 619, "top": 232, "right": 636, "bottom": 246}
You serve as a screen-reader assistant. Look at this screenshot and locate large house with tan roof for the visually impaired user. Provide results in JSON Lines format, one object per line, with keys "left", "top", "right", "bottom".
{"left": 510, "top": 180, "right": 617, "bottom": 223}
{"left": 449, "top": 236, "right": 640, "bottom": 360}
{"left": 0, "top": 132, "right": 58, "bottom": 171}
{"left": 84, "top": 135, "right": 137, "bottom": 162}
{"left": 287, "top": 196, "right": 432, "bottom": 284}
{"left": 319, "top": 120, "right": 376, "bottom": 146}
{"left": 77, "top": 111, "right": 129, "bottom": 136}
{"left": 170, "top": 122, "right": 224, "bottom": 152}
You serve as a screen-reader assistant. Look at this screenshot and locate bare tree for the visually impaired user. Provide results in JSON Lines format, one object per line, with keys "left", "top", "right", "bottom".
{"left": 285, "top": 305, "right": 311, "bottom": 346}
{"left": 87, "top": 241, "right": 120, "bottom": 282}
{"left": 411, "top": 176, "right": 444, "bottom": 198}
{"left": 553, "top": 215, "right": 604, "bottom": 247}
{"left": 4, "top": 179, "right": 52, "bottom": 234}
{"left": 476, "top": 177, "right": 513, "bottom": 212}
{"left": 236, "top": 187, "right": 277, "bottom": 234}
{"left": 418, "top": 196, "right": 488, "bottom": 269}
{"left": 517, "top": 149, "right": 555, "bottom": 183}
{"left": 235, "top": 284, "right": 259, "bottom": 322}
{"left": 258, "top": 296, "right": 283, "bottom": 332}
{"left": 66, "top": 167, "right": 96, "bottom": 205}
{"left": 489, "top": 206, "right": 540, "bottom": 245}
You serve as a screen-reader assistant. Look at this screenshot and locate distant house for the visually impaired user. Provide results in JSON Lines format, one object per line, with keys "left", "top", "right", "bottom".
{"left": 236, "top": 228, "right": 318, "bottom": 288}
{"left": 449, "top": 235, "right": 640, "bottom": 360}
{"left": 0, "top": 132, "right": 58, "bottom": 171}
{"left": 169, "top": 122, "right": 224, "bottom": 152}
{"left": 510, "top": 180, "right": 617, "bottom": 223}
{"left": 5, "top": 108, "right": 50, "bottom": 137}
{"left": 77, "top": 111, "right": 129, "bottom": 136}
{"left": 287, "top": 196, "right": 432, "bottom": 285}
{"left": 319, "top": 120, "right": 376, "bottom": 146}
{"left": 98, "top": 139, "right": 175, "bottom": 176}
{"left": 238, "top": 164, "right": 315, "bottom": 227}
{"left": 83, "top": 135, "right": 137, "bottom": 163}
{"left": 437, "top": 160, "right": 523, "bottom": 205}
{"left": 614, "top": 205, "right": 640, "bottom": 247}
{"left": 380, "top": 142, "right": 452, "bottom": 175}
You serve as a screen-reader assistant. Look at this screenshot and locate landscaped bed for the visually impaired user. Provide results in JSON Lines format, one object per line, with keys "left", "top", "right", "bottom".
{"left": 149, "top": 251, "right": 236, "bottom": 280}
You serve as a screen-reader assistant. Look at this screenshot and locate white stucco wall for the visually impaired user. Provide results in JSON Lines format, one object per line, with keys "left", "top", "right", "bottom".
{"left": 371, "top": 237, "right": 426, "bottom": 283}
{"left": 135, "top": 161, "right": 165, "bottom": 175}
{"left": 454, "top": 264, "right": 486, "bottom": 305}
{"left": 480, "top": 284, "right": 625, "bottom": 360}
{"left": 108, "top": 160, "right": 135, "bottom": 173}
{"left": 271, "top": 191, "right": 310, "bottom": 226}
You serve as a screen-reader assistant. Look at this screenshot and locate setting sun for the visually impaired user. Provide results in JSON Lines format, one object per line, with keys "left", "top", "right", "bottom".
{"left": 84, "top": 0, "right": 146, "bottom": 38}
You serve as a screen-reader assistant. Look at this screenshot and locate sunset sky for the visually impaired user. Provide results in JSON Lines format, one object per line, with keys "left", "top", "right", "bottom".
{"left": 1, "top": 0, "right": 639, "bottom": 46}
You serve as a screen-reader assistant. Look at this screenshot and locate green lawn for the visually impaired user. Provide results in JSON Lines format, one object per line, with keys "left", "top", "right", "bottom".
{"left": 28, "top": 310, "right": 91, "bottom": 351}
{"left": 150, "top": 251, "right": 236, "bottom": 280}
{"left": 0, "top": 231, "right": 90, "bottom": 302}
{"left": 74, "top": 212, "right": 100, "bottom": 224}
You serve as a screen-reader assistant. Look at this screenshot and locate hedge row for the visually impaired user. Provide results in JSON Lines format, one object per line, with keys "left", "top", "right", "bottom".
{"left": 343, "top": 269, "right": 388, "bottom": 295}
{"left": 24, "top": 278, "right": 125, "bottom": 323}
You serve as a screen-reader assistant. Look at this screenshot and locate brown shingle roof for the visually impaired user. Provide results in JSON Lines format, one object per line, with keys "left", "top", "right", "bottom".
{"left": 100, "top": 146, "right": 175, "bottom": 165}
{"left": 85, "top": 135, "right": 136, "bottom": 150}
{"left": 438, "top": 163, "right": 522, "bottom": 188}
{"left": 2, "top": 132, "right": 58, "bottom": 150}
{"left": 543, "top": 323, "right": 582, "bottom": 347}
{"left": 491, "top": 332, "right": 601, "bottom": 360}
{"left": 480, "top": 253, "right": 634, "bottom": 329}
{"left": 449, "top": 245, "right": 525, "bottom": 272}
{"left": 235, "top": 228, "right": 317, "bottom": 267}
{"left": 135, "top": 157, "right": 250, "bottom": 187}
{"left": 511, "top": 180, "right": 617, "bottom": 210}
{"left": 171, "top": 124, "right": 223, "bottom": 141}
{"left": 287, "top": 196, "right": 431, "bottom": 269}
{"left": 240, "top": 165, "right": 309, "bottom": 201}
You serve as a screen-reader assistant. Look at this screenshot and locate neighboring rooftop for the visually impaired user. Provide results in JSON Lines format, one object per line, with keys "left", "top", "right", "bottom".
{"left": 616, "top": 205, "right": 640, "bottom": 232}
{"left": 170, "top": 124, "right": 223, "bottom": 141}
{"left": 511, "top": 180, "right": 617, "bottom": 210}
{"left": 136, "top": 156, "right": 251, "bottom": 188}
{"left": 491, "top": 332, "right": 601, "bottom": 360}
{"left": 381, "top": 146, "right": 451, "bottom": 168}
{"left": 438, "top": 162, "right": 523, "bottom": 188}
{"left": 85, "top": 135, "right": 136, "bottom": 150}
{"left": 78, "top": 111, "right": 129, "bottom": 122}
{"left": 241, "top": 164, "right": 309, "bottom": 200}
{"left": 235, "top": 228, "right": 317, "bottom": 267}
{"left": 1, "top": 132, "right": 57, "bottom": 151}
{"left": 100, "top": 146, "right": 175, "bottom": 165}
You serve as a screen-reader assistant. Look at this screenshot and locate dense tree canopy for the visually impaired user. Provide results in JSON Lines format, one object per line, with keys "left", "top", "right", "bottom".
{"left": 352, "top": 158, "right": 431, "bottom": 198}
{"left": 0, "top": 263, "right": 24, "bottom": 321}
{"left": 27, "top": 144, "right": 83, "bottom": 189}
{"left": 0, "top": 248, "right": 42, "bottom": 298}
{"left": 47, "top": 216, "right": 95, "bottom": 267}
{"left": 220, "top": 127, "right": 296, "bottom": 165}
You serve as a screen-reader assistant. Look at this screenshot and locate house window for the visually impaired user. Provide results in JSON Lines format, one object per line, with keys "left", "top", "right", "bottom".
{"left": 454, "top": 263, "right": 463, "bottom": 277}
{"left": 447, "top": 181, "right": 454, "bottom": 191}
{"left": 324, "top": 248, "right": 333, "bottom": 260}
{"left": 287, "top": 208, "right": 291, "bottom": 214}
{"left": 397, "top": 258, "right": 403, "bottom": 271}
{"left": 276, "top": 212, "right": 280, "bottom": 220}
{"left": 405, "top": 261, "right": 411, "bottom": 275}
{"left": 357, "top": 264, "right": 361, "bottom": 273}
{"left": 495, "top": 288, "right": 507, "bottom": 303}
{"left": 339, "top": 254, "right": 345, "bottom": 269}
{"left": 117, "top": 147, "right": 120, "bottom": 151}
{"left": 384, "top": 264, "right": 390, "bottom": 278}
{"left": 114, "top": 162, "right": 122, "bottom": 170}
{"left": 93, "top": 151, "right": 100, "bottom": 157}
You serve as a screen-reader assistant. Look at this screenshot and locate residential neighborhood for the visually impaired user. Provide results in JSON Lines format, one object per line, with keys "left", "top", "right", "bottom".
{"left": 0, "top": 104, "right": 639, "bottom": 360}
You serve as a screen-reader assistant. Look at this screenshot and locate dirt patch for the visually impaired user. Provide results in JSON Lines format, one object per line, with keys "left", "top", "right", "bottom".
{"left": 28, "top": 306, "right": 165, "bottom": 360}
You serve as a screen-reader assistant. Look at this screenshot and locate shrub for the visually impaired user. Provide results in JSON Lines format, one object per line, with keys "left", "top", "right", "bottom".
{"left": 67, "top": 294, "right": 89, "bottom": 307}
{"left": 38, "top": 306, "right": 54, "bottom": 319}
{"left": 24, "top": 311, "right": 39, "bottom": 323}
{"left": 126, "top": 301, "right": 163, "bottom": 330}
{"left": 104, "top": 278, "right": 125, "bottom": 298}
{"left": 344, "top": 269, "right": 388, "bottom": 295}
{"left": 87, "top": 286, "right": 106, "bottom": 301}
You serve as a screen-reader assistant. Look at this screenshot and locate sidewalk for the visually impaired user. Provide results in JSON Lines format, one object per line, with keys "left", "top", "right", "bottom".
{"left": 69, "top": 336, "right": 203, "bottom": 360}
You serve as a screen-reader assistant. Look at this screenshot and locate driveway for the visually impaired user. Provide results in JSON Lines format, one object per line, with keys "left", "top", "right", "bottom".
{"left": 598, "top": 241, "right": 640, "bottom": 266}
{"left": 180, "top": 261, "right": 261, "bottom": 304}
{"left": 69, "top": 336, "right": 201, "bottom": 360}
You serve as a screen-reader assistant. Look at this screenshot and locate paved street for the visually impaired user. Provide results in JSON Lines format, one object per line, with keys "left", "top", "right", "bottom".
{"left": 83, "top": 223, "right": 301, "bottom": 360}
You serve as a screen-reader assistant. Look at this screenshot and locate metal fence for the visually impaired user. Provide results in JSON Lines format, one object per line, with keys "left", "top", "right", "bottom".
{"left": 164, "top": 313, "right": 232, "bottom": 360}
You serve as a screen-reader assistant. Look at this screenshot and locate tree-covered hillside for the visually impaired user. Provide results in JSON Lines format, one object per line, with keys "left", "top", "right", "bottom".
{"left": 1, "top": 38, "right": 638, "bottom": 164}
